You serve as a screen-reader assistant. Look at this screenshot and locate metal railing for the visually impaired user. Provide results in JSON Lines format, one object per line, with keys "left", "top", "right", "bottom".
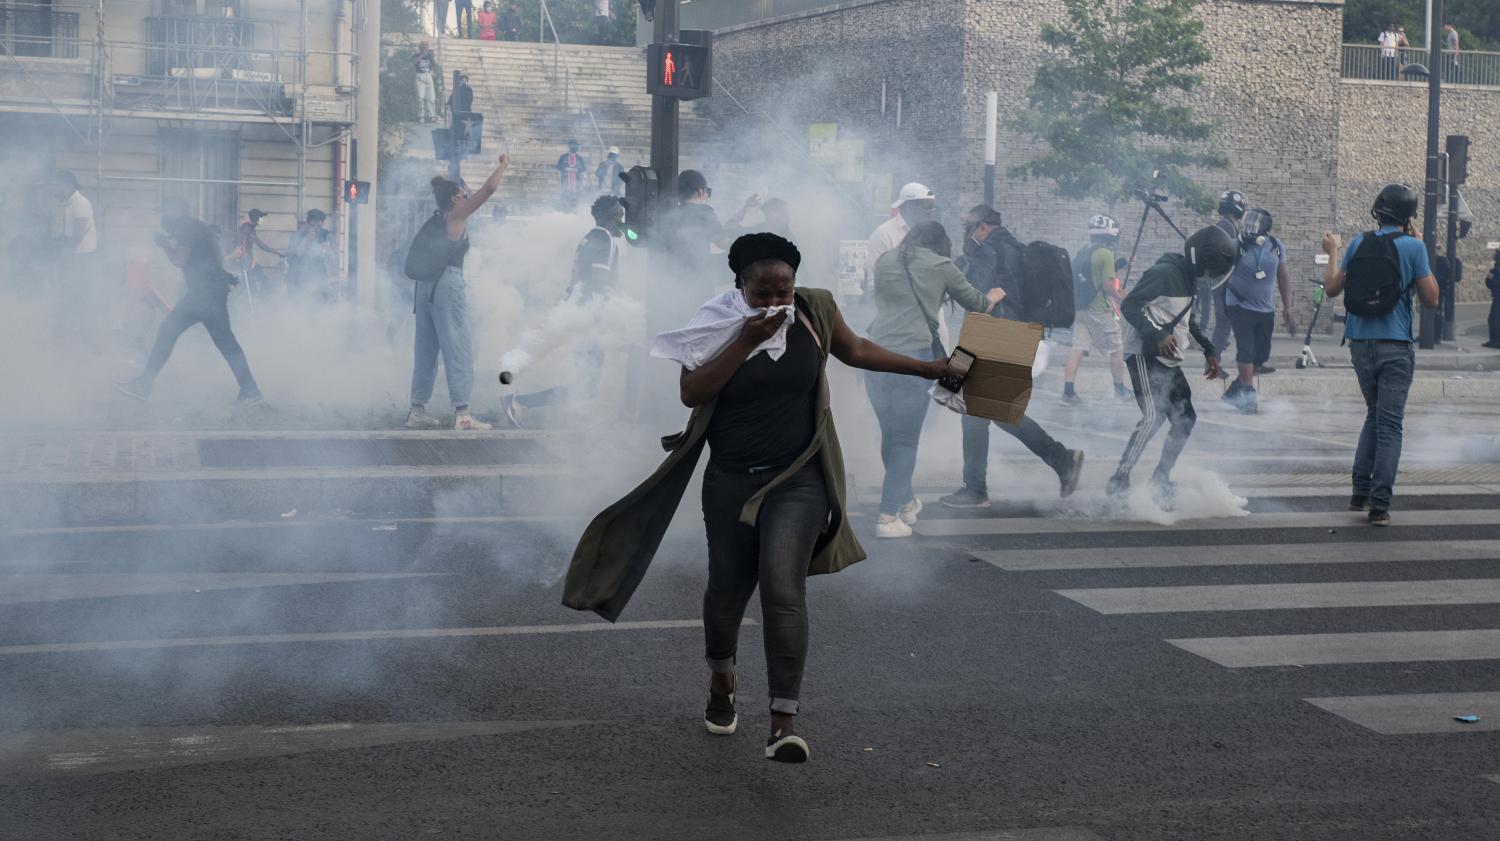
{"left": 0, "top": 3, "right": 80, "bottom": 59}
{"left": 537, "top": 0, "right": 605, "bottom": 155}
{"left": 1342, "top": 43, "right": 1500, "bottom": 87}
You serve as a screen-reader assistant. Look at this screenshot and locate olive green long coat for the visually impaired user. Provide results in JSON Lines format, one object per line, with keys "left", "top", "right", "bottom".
{"left": 562, "top": 287, "right": 867, "bottom": 622}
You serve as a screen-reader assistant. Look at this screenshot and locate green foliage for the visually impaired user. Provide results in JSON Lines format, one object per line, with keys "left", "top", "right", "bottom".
{"left": 433, "top": 0, "right": 635, "bottom": 45}
{"left": 1343, "top": 0, "right": 1499, "bottom": 52}
{"left": 378, "top": 45, "right": 444, "bottom": 185}
{"left": 1010, "top": 0, "right": 1227, "bottom": 213}
{"left": 382, "top": 0, "right": 423, "bottom": 34}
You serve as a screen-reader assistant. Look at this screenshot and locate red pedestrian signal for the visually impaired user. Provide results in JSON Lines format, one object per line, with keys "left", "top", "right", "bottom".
{"left": 647, "top": 40, "right": 711, "bottom": 100}
{"left": 662, "top": 50, "right": 676, "bottom": 86}
{"left": 344, "top": 179, "right": 370, "bottom": 205}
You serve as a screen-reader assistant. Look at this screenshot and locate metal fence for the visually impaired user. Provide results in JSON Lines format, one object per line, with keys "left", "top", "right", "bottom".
{"left": 1342, "top": 43, "right": 1500, "bottom": 87}
{"left": 0, "top": 4, "right": 80, "bottom": 59}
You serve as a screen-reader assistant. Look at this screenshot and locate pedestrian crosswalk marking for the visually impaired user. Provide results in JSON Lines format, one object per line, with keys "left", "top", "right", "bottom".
{"left": 0, "top": 573, "right": 445, "bottom": 605}
{"left": 913, "top": 508, "right": 1500, "bottom": 537}
{"left": 1169, "top": 629, "right": 1500, "bottom": 667}
{"left": 1056, "top": 579, "right": 1500, "bottom": 614}
{"left": 975, "top": 539, "right": 1500, "bottom": 570}
{"left": 1305, "top": 691, "right": 1500, "bottom": 735}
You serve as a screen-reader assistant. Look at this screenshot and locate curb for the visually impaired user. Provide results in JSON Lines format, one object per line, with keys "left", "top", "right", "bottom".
{"left": 1057, "top": 369, "right": 1500, "bottom": 400}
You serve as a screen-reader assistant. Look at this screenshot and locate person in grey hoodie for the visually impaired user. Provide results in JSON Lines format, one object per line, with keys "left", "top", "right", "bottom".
{"left": 1106, "top": 225, "right": 1235, "bottom": 508}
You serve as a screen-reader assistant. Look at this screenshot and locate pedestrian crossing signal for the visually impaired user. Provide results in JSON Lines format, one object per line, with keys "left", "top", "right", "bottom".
{"left": 647, "top": 41, "right": 711, "bottom": 100}
{"left": 619, "top": 166, "right": 657, "bottom": 247}
{"left": 345, "top": 180, "right": 370, "bottom": 205}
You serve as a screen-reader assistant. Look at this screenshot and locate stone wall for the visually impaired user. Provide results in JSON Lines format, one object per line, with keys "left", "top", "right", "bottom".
{"left": 1338, "top": 81, "right": 1500, "bottom": 302}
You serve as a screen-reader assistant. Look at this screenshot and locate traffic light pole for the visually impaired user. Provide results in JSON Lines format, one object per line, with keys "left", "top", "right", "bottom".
{"left": 649, "top": 0, "right": 680, "bottom": 203}
{"left": 1418, "top": 0, "right": 1444, "bottom": 349}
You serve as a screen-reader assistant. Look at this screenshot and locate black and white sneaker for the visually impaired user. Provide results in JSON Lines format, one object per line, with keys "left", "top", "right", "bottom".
{"left": 1369, "top": 509, "right": 1391, "bottom": 527}
{"left": 704, "top": 689, "right": 737, "bottom": 735}
{"left": 1349, "top": 494, "right": 1369, "bottom": 512}
{"left": 765, "top": 729, "right": 809, "bottom": 763}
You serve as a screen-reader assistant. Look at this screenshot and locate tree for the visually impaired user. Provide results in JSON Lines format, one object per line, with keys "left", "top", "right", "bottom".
{"left": 1343, "top": 0, "right": 1498, "bottom": 52}
{"left": 1010, "top": 0, "right": 1226, "bottom": 213}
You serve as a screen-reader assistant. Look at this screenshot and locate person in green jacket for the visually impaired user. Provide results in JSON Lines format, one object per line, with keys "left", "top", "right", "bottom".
{"left": 565, "top": 233, "right": 951, "bottom": 764}
{"left": 1107, "top": 225, "right": 1234, "bottom": 509}
{"left": 865, "top": 221, "right": 1004, "bottom": 537}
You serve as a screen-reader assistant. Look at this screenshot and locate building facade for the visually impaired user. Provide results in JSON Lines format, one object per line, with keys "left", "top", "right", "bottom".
{"left": 0, "top": 0, "right": 362, "bottom": 283}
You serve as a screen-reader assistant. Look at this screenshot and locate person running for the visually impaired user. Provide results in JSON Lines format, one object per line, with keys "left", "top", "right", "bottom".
{"left": 1221, "top": 207, "right": 1295, "bottom": 414}
{"left": 501, "top": 195, "right": 624, "bottom": 426}
{"left": 117, "top": 199, "right": 263, "bottom": 404}
{"left": 565, "top": 233, "right": 954, "bottom": 763}
{"left": 1061, "top": 213, "right": 1129, "bottom": 404}
{"left": 405, "top": 153, "right": 510, "bottom": 432}
{"left": 1106, "top": 225, "right": 1234, "bottom": 509}
{"left": 1320, "top": 184, "right": 1439, "bottom": 526}
{"left": 866, "top": 221, "right": 1004, "bottom": 538}
{"left": 940, "top": 206, "right": 1084, "bottom": 510}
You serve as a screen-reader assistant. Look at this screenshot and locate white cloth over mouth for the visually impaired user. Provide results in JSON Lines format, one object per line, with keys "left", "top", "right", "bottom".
{"left": 650, "top": 290, "right": 797, "bottom": 371}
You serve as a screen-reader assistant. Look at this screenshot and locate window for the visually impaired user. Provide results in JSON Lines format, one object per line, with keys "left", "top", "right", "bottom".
{"left": 158, "top": 128, "right": 241, "bottom": 235}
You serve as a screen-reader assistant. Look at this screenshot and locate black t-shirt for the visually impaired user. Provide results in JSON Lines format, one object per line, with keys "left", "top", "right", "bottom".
{"left": 175, "top": 217, "right": 231, "bottom": 294}
{"left": 706, "top": 321, "right": 819, "bottom": 471}
{"left": 665, "top": 202, "right": 723, "bottom": 280}
{"left": 571, "top": 227, "right": 618, "bottom": 301}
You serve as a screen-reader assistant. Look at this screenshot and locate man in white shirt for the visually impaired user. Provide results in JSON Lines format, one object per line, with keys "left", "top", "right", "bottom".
{"left": 52, "top": 170, "right": 96, "bottom": 255}
{"left": 1377, "top": 23, "right": 1399, "bottom": 80}
{"left": 594, "top": 0, "right": 612, "bottom": 44}
{"left": 865, "top": 181, "right": 936, "bottom": 290}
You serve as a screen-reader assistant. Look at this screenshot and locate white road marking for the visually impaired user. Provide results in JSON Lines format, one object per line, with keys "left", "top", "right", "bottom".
{"left": 0, "top": 514, "right": 576, "bottom": 538}
{"left": 1169, "top": 629, "right": 1500, "bottom": 667}
{"left": 974, "top": 539, "right": 1500, "bottom": 571}
{"left": 914, "top": 508, "right": 1500, "bottom": 537}
{"left": 0, "top": 619, "right": 726, "bottom": 655}
{"left": 1056, "top": 579, "right": 1500, "bottom": 614}
{"left": 0, "top": 721, "right": 596, "bottom": 776}
{"left": 1305, "top": 691, "right": 1500, "bottom": 735}
{"left": 0, "top": 573, "right": 444, "bottom": 605}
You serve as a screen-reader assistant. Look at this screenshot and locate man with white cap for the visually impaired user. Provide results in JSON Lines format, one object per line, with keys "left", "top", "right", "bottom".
{"left": 596, "top": 146, "right": 625, "bottom": 196}
{"left": 866, "top": 182, "right": 936, "bottom": 290}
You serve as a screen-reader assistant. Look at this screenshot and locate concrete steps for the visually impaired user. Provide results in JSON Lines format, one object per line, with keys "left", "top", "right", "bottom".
{"left": 390, "top": 38, "right": 717, "bottom": 206}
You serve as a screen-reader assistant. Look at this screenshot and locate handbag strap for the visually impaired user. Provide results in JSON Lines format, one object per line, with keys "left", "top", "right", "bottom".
{"left": 901, "top": 249, "right": 947, "bottom": 357}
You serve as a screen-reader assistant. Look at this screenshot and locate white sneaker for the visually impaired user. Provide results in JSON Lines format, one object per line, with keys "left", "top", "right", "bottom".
{"left": 876, "top": 517, "right": 913, "bottom": 539}
{"left": 454, "top": 411, "right": 492, "bottom": 430}
{"left": 898, "top": 497, "right": 923, "bottom": 526}
{"left": 404, "top": 408, "right": 443, "bottom": 429}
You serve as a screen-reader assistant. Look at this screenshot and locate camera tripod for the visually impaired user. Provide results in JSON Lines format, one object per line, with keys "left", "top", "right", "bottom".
{"left": 1120, "top": 188, "right": 1190, "bottom": 289}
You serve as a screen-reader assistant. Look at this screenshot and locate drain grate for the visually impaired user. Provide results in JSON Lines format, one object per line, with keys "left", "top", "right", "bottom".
{"left": 197, "top": 438, "right": 557, "bottom": 468}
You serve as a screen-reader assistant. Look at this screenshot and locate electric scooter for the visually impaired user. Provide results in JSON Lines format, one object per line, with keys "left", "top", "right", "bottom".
{"left": 1295, "top": 281, "right": 1326, "bottom": 369}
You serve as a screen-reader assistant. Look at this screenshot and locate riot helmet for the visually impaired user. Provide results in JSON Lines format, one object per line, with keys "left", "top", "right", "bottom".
{"left": 1371, "top": 183, "right": 1419, "bottom": 226}
{"left": 1088, "top": 213, "right": 1120, "bottom": 239}
{"left": 1217, "top": 189, "right": 1247, "bottom": 220}
{"left": 1241, "top": 208, "right": 1273, "bottom": 246}
{"left": 1185, "top": 224, "right": 1238, "bottom": 287}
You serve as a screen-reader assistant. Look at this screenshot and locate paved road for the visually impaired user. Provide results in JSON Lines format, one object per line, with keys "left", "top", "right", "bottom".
{"left": 3, "top": 456, "right": 1500, "bottom": 840}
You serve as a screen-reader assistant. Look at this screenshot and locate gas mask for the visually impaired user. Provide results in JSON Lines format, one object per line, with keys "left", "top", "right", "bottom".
{"left": 1241, "top": 209, "right": 1272, "bottom": 249}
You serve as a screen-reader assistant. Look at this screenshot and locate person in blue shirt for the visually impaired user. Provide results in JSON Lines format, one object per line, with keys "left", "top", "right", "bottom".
{"left": 1221, "top": 207, "right": 1294, "bottom": 414}
{"left": 1321, "top": 184, "right": 1439, "bottom": 526}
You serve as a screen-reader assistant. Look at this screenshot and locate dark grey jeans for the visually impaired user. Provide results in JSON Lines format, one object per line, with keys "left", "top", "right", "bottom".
{"left": 960, "top": 414, "right": 1071, "bottom": 495}
{"left": 702, "top": 461, "right": 830, "bottom": 715}
{"left": 1350, "top": 340, "right": 1415, "bottom": 510}
{"left": 143, "top": 288, "right": 260, "bottom": 398}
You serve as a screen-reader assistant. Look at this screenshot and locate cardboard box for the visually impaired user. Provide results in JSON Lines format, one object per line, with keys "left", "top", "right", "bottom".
{"left": 956, "top": 313, "right": 1043, "bottom": 425}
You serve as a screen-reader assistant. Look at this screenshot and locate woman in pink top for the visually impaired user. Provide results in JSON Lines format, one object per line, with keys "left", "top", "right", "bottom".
{"left": 476, "top": 2, "right": 498, "bottom": 40}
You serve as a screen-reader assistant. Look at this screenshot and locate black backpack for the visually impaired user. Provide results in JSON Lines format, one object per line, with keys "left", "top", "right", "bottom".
{"left": 404, "top": 211, "right": 451, "bottom": 284}
{"left": 1019, "top": 240, "right": 1076, "bottom": 328}
{"left": 1343, "top": 230, "right": 1408, "bottom": 316}
{"left": 1071, "top": 244, "right": 1103, "bottom": 311}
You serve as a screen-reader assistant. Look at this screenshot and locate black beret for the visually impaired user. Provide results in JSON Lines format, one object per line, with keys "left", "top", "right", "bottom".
{"left": 728, "top": 232, "right": 802, "bottom": 276}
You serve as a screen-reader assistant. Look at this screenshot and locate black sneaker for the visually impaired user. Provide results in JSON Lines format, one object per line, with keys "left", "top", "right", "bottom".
{"left": 1237, "top": 389, "right": 1259, "bottom": 415}
{"left": 1106, "top": 473, "right": 1130, "bottom": 498}
{"left": 1221, "top": 381, "right": 1243, "bottom": 403}
{"left": 1349, "top": 494, "right": 1369, "bottom": 512}
{"left": 1256, "top": 364, "right": 1277, "bottom": 375}
{"left": 938, "top": 487, "right": 991, "bottom": 509}
{"left": 765, "top": 729, "right": 809, "bottom": 763}
{"left": 1369, "top": 509, "right": 1391, "bottom": 527}
{"left": 1058, "top": 450, "right": 1085, "bottom": 498}
{"left": 704, "top": 687, "right": 737, "bottom": 735}
{"left": 1151, "top": 478, "right": 1177, "bottom": 511}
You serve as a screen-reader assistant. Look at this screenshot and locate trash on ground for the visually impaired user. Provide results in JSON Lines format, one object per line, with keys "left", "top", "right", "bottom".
{"left": 863, "top": 747, "right": 873, "bottom": 752}
{"left": 281, "top": 508, "right": 297, "bottom": 518}
{"left": 926, "top": 761, "right": 941, "bottom": 768}
{"left": 1455, "top": 714, "right": 1481, "bottom": 723}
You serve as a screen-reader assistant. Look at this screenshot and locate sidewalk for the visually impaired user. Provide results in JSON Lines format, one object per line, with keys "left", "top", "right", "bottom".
{"left": 0, "top": 430, "right": 577, "bottom": 528}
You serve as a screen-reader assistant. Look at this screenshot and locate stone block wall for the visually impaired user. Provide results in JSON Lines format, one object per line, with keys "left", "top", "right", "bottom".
{"left": 1338, "top": 81, "right": 1500, "bottom": 302}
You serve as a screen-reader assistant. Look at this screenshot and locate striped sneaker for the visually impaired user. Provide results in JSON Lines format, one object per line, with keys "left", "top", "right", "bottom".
{"left": 765, "top": 729, "right": 809, "bottom": 763}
